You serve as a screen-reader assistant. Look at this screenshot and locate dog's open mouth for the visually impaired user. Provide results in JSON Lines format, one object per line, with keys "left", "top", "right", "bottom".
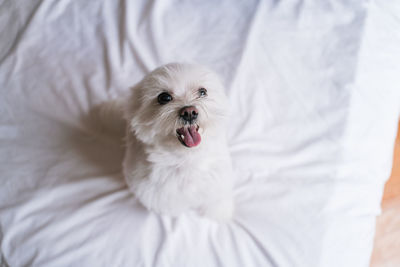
{"left": 176, "top": 125, "right": 201, "bottom": 148}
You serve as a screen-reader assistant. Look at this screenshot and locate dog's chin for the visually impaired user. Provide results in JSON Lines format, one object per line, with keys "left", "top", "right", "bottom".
{"left": 176, "top": 124, "right": 201, "bottom": 148}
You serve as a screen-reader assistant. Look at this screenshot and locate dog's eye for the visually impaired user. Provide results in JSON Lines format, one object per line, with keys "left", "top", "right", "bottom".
{"left": 157, "top": 92, "right": 173, "bottom": 105}
{"left": 199, "top": 88, "right": 207, "bottom": 97}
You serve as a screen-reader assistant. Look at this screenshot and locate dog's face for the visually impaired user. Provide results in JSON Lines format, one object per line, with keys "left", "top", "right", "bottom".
{"left": 126, "top": 63, "right": 228, "bottom": 149}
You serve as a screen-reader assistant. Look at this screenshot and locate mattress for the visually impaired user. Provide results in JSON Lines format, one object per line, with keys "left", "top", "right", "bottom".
{"left": 1, "top": 0, "right": 400, "bottom": 266}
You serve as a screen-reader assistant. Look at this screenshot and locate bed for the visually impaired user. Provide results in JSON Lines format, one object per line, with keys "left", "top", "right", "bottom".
{"left": 1, "top": 0, "right": 400, "bottom": 266}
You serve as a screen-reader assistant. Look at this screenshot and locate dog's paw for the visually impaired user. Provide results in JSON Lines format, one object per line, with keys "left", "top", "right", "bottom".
{"left": 203, "top": 198, "right": 234, "bottom": 223}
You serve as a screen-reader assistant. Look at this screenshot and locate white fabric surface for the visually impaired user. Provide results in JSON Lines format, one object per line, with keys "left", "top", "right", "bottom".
{"left": 1, "top": 0, "right": 400, "bottom": 266}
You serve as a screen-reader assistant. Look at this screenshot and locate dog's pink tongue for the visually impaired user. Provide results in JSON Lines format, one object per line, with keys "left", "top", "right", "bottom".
{"left": 181, "top": 126, "right": 201, "bottom": 147}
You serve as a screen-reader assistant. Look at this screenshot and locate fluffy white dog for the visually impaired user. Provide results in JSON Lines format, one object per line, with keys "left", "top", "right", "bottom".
{"left": 122, "top": 63, "right": 234, "bottom": 222}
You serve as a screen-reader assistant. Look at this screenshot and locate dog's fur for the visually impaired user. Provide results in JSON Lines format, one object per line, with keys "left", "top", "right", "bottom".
{"left": 123, "top": 63, "right": 234, "bottom": 222}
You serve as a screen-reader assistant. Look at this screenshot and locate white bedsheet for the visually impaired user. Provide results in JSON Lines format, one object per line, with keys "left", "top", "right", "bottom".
{"left": 1, "top": 0, "right": 400, "bottom": 266}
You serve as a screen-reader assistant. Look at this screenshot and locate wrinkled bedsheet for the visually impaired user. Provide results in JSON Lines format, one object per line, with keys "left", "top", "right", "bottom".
{"left": 1, "top": 0, "right": 400, "bottom": 266}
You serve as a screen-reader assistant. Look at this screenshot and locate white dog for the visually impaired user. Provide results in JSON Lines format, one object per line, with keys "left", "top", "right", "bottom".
{"left": 122, "top": 63, "right": 234, "bottom": 222}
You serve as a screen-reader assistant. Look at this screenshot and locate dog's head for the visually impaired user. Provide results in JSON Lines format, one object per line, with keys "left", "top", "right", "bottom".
{"left": 125, "top": 63, "right": 228, "bottom": 149}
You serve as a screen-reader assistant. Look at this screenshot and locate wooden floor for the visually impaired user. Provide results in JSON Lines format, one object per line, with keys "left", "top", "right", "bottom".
{"left": 371, "top": 121, "right": 400, "bottom": 266}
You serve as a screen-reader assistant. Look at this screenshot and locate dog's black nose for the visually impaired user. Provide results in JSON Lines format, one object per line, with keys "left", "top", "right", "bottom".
{"left": 179, "top": 106, "right": 198, "bottom": 123}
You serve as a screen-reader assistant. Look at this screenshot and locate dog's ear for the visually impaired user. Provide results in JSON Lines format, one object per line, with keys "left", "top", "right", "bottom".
{"left": 123, "top": 81, "right": 143, "bottom": 122}
{"left": 124, "top": 80, "right": 160, "bottom": 143}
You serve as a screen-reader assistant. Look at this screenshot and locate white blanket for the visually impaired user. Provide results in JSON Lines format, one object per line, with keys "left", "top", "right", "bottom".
{"left": 1, "top": 0, "right": 400, "bottom": 266}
